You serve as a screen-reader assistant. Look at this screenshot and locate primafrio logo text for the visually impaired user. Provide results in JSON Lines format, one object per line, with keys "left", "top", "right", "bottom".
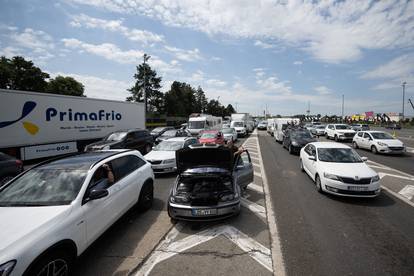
{"left": 46, "top": 108, "right": 122, "bottom": 122}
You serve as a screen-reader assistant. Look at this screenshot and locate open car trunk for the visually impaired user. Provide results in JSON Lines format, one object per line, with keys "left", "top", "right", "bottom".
{"left": 175, "top": 174, "right": 233, "bottom": 206}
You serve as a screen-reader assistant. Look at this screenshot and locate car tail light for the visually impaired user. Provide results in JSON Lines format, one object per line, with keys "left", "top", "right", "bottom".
{"left": 15, "top": 160, "right": 23, "bottom": 167}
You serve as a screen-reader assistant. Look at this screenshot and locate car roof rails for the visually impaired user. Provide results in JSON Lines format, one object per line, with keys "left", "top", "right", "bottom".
{"left": 89, "top": 149, "right": 135, "bottom": 169}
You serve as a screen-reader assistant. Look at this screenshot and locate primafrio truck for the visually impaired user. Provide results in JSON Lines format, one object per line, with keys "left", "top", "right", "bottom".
{"left": 0, "top": 89, "right": 145, "bottom": 160}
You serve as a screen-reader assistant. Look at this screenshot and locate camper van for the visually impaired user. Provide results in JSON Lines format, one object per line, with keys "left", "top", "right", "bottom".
{"left": 267, "top": 118, "right": 275, "bottom": 136}
{"left": 274, "top": 118, "right": 300, "bottom": 143}
{"left": 187, "top": 114, "right": 222, "bottom": 135}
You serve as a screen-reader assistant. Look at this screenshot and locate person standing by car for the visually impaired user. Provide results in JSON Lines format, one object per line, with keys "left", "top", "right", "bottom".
{"left": 226, "top": 139, "right": 245, "bottom": 162}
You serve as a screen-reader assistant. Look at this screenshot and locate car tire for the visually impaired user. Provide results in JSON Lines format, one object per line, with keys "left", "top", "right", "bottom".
{"left": 300, "top": 159, "right": 304, "bottom": 172}
{"left": 353, "top": 141, "right": 359, "bottom": 149}
{"left": 137, "top": 182, "right": 153, "bottom": 211}
{"left": 144, "top": 144, "right": 152, "bottom": 154}
{"left": 25, "top": 249, "right": 74, "bottom": 276}
{"left": 288, "top": 145, "right": 293, "bottom": 154}
{"left": 315, "top": 175, "right": 323, "bottom": 193}
{"left": 334, "top": 135, "right": 338, "bottom": 142}
{"left": 371, "top": 145, "right": 378, "bottom": 154}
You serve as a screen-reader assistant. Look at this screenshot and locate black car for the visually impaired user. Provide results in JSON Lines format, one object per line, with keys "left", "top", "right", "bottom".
{"left": 0, "top": 152, "right": 23, "bottom": 186}
{"left": 282, "top": 129, "right": 317, "bottom": 154}
{"left": 155, "top": 129, "right": 191, "bottom": 144}
{"left": 84, "top": 129, "right": 153, "bottom": 154}
{"left": 150, "top": 126, "right": 175, "bottom": 139}
{"left": 168, "top": 144, "right": 254, "bottom": 221}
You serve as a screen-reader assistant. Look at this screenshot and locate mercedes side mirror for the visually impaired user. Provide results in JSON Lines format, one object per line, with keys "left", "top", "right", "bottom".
{"left": 89, "top": 188, "right": 109, "bottom": 201}
{"left": 361, "top": 157, "right": 368, "bottom": 162}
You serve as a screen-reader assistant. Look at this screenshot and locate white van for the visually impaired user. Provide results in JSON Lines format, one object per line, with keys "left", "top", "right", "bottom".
{"left": 187, "top": 114, "right": 222, "bottom": 135}
{"left": 274, "top": 118, "right": 300, "bottom": 143}
{"left": 267, "top": 118, "right": 275, "bottom": 136}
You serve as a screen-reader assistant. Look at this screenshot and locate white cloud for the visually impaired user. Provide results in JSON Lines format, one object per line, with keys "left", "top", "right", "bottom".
{"left": 10, "top": 28, "right": 55, "bottom": 51}
{"left": 293, "top": 61, "right": 303, "bottom": 65}
{"left": 361, "top": 53, "right": 414, "bottom": 80}
{"left": 50, "top": 71, "right": 132, "bottom": 101}
{"left": 67, "top": 0, "right": 414, "bottom": 63}
{"left": 206, "top": 78, "right": 227, "bottom": 87}
{"left": 211, "top": 56, "right": 222, "bottom": 61}
{"left": 254, "top": 40, "right": 274, "bottom": 49}
{"left": 191, "top": 70, "right": 204, "bottom": 82}
{"left": 70, "top": 14, "right": 164, "bottom": 45}
{"left": 164, "top": 46, "right": 202, "bottom": 62}
{"left": 314, "top": 86, "right": 332, "bottom": 95}
{"left": 61, "top": 38, "right": 180, "bottom": 74}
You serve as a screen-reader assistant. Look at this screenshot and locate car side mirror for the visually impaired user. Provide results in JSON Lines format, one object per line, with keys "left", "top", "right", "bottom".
{"left": 308, "top": 156, "right": 316, "bottom": 161}
{"left": 89, "top": 188, "right": 109, "bottom": 201}
{"left": 361, "top": 157, "right": 368, "bottom": 162}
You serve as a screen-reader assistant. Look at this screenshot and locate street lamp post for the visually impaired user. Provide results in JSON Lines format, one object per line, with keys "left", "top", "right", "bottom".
{"left": 402, "top": 81, "right": 407, "bottom": 121}
{"left": 143, "top": 54, "right": 151, "bottom": 114}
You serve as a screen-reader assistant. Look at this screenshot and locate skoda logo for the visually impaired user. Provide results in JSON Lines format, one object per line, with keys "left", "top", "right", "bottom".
{"left": 354, "top": 176, "right": 359, "bottom": 180}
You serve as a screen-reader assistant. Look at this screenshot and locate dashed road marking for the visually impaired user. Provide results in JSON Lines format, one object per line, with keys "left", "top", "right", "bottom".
{"left": 248, "top": 183, "right": 264, "bottom": 194}
{"left": 254, "top": 171, "right": 262, "bottom": 178}
{"left": 240, "top": 198, "right": 266, "bottom": 219}
{"left": 398, "top": 185, "right": 414, "bottom": 200}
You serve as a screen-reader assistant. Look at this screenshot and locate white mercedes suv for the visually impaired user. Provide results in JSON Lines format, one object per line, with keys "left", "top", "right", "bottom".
{"left": 0, "top": 150, "right": 154, "bottom": 276}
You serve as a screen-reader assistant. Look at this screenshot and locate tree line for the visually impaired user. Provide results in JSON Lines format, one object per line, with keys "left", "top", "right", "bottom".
{"left": 0, "top": 55, "right": 235, "bottom": 117}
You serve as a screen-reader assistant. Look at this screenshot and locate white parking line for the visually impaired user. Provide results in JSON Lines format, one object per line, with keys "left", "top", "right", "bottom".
{"left": 247, "top": 183, "right": 264, "bottom": 194}
{"left": 378, "top": 172, "right": 414, "bottom": 181}
{"left": 254, "top": 171, "right": 262, "bottom": 178}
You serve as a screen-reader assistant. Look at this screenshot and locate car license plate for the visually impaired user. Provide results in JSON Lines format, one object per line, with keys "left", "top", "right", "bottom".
{"left": 192, "top": 209, "right": 217, "bottom": 216}
{"left": 348, "top": 186, "right": 368, "bottom": 191}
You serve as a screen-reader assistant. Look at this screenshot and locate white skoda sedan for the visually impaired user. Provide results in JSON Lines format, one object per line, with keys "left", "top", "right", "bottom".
{"left": 299, "top": 142, "right": 381, "bottom": 197}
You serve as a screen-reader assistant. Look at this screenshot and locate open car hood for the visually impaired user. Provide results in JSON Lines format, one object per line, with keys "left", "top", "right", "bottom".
{"left": 176, "top": 145, "right": 233, "bottom": 173}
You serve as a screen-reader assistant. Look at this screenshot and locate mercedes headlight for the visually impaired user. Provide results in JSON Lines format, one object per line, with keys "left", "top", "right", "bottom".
{"left": 0, "top": 260, "right": 16, "bottom": 276}
{"left": 323, "top": 172, "right": 340, "bottom": 181}
{"left": 371, "top": 175, "right": 380, "bottom": 182}
{"left": 291, "top": 141, "right": 299, "bottom": 146}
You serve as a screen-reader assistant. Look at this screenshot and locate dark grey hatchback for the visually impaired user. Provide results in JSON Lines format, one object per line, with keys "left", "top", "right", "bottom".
{"left": 167, "top": 144, "right": 254, "bottom": 221}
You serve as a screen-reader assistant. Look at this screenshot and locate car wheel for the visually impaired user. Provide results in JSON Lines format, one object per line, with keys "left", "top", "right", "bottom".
{"left": 371, "top": 145, "right": 378, "bottom": 154}
{"left": 353, "top": 141, "right": 359, "bottom": 149}
{"left": 137, "top": 182, "right": 153, "bottom": 211}
{"left": 288, "top": 145, "right": 293, "bottom": 154}
{"left": 25, "top": 249, "right": 73, "bottom": 276}
{"left": 144, "top": 144, "right": 152, "bottom": 154}
{"left": 315, "top": 175, "right": 323, "bottom": 193}
{"left": 300, "top": 159, "right": 304, "bottom": 172}
{"left": 334, "top": 135, "right": 338, "bottom": 142}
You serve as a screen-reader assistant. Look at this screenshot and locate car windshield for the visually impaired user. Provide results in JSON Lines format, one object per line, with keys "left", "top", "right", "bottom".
{"left": 371, "top": 132, "right": 394, "bottom": 140}
{"left": 316, "top": 125, "right": 326, "bottom": 129}
{"left": 105, "top": 132, "right": 127, "bottom": 141}
{"left": 151, "top": 127, "right": 165, "bottom": 133}
{"left": 291, "top": 131, "right": 313, "bottom": 139}
{"left": 201, "top": 133, "right": 217, "bottom": 139}
{"left": 221, "top": 128, "right": 234, "bottom": 134}
{"left": 189, "top": 121, "right": 205, "bottom": 129}
{"left": 335, "top": 125, "right": 350, "bottom": 130}
{"left": 162, "top": 130, "right": 177, "bottom": 137}
{"left": 232, "top": 122, "right": 244, "bottom": 127}
{"left": 318, "top": 148, "right": 362, "bottom": 163}
{"left": 153, "top": 140, "right": 184, "bottom": 151}
{"left": 0, "top": 168, "right": 87, "bottom": 206}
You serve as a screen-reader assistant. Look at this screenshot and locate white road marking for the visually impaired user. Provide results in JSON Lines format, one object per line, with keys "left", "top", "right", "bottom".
{"left": 252, "top": 162, "right": 261, "bottom": 168}
{"left": 250, "top": 156, "right": 260, "bottom": 161}
{"left": 135, "top": 225, "right": 272, "bottom": 275}
{"left": 366, "top": 160, "right": 414, "bottom": 178}
{"left": 240, "top": 198, "right": 266, "bottom": 219}
{"left": 399, "top": 185, "right": 414, "bottom": 200}
{"left": 254, "top": 171, "right": 262, "bottom": 178}
{"left": 378, "top": 172, "right": 414, "bottom": 181}
{"left": 381, "top": 186, "right": 414, "bottom": 208}
{"left": 247, "top": 183, "right": 264, "bottom": 194}
{"left": 256, "top": 130, "right": 286, "bottom": 276}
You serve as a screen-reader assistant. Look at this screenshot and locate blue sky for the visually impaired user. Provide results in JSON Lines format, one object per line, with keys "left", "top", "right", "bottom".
{"left": 1, "top": 0, "right": 413, "bottom": 117}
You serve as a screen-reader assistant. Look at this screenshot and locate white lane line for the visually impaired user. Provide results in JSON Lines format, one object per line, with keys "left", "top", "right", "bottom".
{"left": 252, "top": 162, "right": 261, "bottom": 168}
{"left": 250, "top": 156, "right": 260, "bottom": 161}
{"left": 399, "top": 185, "right": 414, "bottom": 200}
{"left": 256, "top": 131, "right": 286, "bottom": 276}
{"left": 366, "top": 160, "right": 414, "bottom": 178}
{"left": 247, "top": 183, "right": 264, "bottom": 194}
{"left": 382, "top": 186, "right": 414, "bottom": 208}
{"left": 407, "top": 147, "right": 414, "bottom": 153}
{"left": 240, "top": 198, "right": 266, "bottom": 219}
{"left": 136, "top": 223, "right": 185, "bottom": 276}
{"left": 379, "top": 172, "right": 414, "bottom": 181}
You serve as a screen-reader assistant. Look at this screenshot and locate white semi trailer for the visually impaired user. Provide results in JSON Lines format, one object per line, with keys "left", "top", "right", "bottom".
{"left": 0, "top": 89, "right": 145, "bottom": 160}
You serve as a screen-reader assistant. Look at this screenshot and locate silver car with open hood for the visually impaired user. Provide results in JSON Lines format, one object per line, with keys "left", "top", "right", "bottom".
{"left": 168, "top": 144, "right": 254, "bottom": 221}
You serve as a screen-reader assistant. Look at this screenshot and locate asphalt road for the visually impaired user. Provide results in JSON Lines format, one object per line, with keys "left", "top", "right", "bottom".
{"left": 259, "top": 131, "right": 414, "bottom": 276}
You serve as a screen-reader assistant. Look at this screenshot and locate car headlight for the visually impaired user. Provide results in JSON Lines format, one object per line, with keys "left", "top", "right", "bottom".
{"left": 371, "top": 175, "right": 380, "bottom": 182}
{"left": 220, "top": 193, "right": 237, "bottom": 202}
{"left": 0, "top": 260, "right": 16, "bottom": 276}
{"left": 377, "top": 142, "right": 388, "bottom": 147}
{"left": 291, "top": 141, "right": 299, "bottom": 146}
{"left": 323, "top": 172, "right": 340, "bottom": 181}
{"left": 163, "top": 158, "right": 175, "bottom": 164}
{"left": 170, "top": 194, "right": 189, "bottom": 204}
{"left": 102, "top": 145, "right": 110, "bottom": 150}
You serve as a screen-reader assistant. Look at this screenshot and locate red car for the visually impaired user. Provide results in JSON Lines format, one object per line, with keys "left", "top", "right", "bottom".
{"left": 198, "top": 130, "right": 225, "bottom": 145}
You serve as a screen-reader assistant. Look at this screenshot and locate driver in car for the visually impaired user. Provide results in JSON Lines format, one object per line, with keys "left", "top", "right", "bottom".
{"left": 91, "top": 163, "right": 114, "bottom": 189}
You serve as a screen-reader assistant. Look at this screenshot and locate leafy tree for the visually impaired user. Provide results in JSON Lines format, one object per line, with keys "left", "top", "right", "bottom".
{"left": 164, "top": 81, "right": 197, "bottom": 116}
{"left": 127, "top": 61, "right": 163, "bottom": 114}
{"left": 225, "top": 104, "right": 236, "bottom": 116}
{"left": 194, "top": 86, "right": 208, "bottom": 113}
{"left": 46, "top": 75, "right": 85, "bottom": 97}
{"left": 0, "top": 56, "right": 49, "bottom": 92}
